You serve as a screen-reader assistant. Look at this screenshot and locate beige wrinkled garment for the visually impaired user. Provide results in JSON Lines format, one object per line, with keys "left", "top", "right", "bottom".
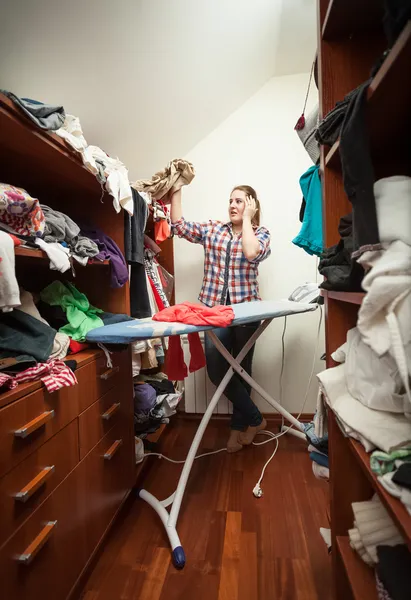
{"left": 132, "top": 159, "right": 195, "bottom": 201}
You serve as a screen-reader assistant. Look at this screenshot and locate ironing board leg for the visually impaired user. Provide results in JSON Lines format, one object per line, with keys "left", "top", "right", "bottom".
{"left": 207, "top": 330, "right": 305, "bottom": 432}
{"left": 138, "top": 319, "right": 272, "bottom": 569}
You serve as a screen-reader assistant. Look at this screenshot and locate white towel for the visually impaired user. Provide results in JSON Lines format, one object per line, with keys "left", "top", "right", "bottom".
{"left": 0, "top": 231, "right": 20, "bottom": 312}
{"left": 35, "top": 238, "right": 71, "bottom": 273}
{"left": 378, "top": 471, "right": 411, "bottom": 516}
{"left": 318, "top": 364, "right": 411, "bottom": 453}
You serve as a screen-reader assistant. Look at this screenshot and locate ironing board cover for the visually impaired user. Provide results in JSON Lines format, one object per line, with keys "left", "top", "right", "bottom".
{"left": 86, "top": 300, "right": 317, "bottom": 343}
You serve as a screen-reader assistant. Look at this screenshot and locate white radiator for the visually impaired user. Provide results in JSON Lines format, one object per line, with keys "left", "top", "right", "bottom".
{"left": 182, "top": 334, "right": 232, "bottom": 415}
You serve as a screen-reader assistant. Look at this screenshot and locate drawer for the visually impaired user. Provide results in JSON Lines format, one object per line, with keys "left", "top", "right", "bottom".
{"left": 78, "top": 349, "right": 131, "bottom": 413}
{"left": 0, "top": 420, "right": 79, "bottom": 548}
{"left": 0, "top": 460, "right": 87, "bottom": 600}
{"left": 78, "top": 382, "right": 133, "bottom": 459}
{"left": 78, "top": 422, "right": 134, "bottom": 556}
{"left": 0, "top": 365, "right": 88, "bottom": 478}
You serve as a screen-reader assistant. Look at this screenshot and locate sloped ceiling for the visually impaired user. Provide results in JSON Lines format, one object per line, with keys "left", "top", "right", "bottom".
{"left": 0, "top": 0, "right": 316, "bottom": 179}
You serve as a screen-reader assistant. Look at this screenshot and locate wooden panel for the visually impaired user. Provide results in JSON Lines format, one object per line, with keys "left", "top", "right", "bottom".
{"left": 324, "top": 298, "right": 359, "bottom": 367}
{"left": 320, "top": 290, "right": 365, "bottom": 305}
{"left": 328, "top": 413, "right": 374, "bottom": 600}
{"left": 77, "top": 349, "right": 131, "bottom": 413}
{"left": 336, "top": 537, "right": 378, "bottom": 600}
{"left": 77, "top": 422, "right": 134, "bottom": 558}
{"left": 325, "top": 23, "right": 411, "bottom": 173}
{"left": 15, "top": 246, "right": 109, "bottom": 265}
{"left": 0, "top": 459, "right": 87, "bottom": 600}
{"left": 0, "top": 420, "right": 79, "bottom": 548}
{"left": 322, "top": 0, "right": 383, "bottom": 41}
{"left": 0, "top": 370, "right": 85, "bottom": 478}
{"left": 319, "top": 35, "right": 385, "bottom": 118}
{"left": 79, "top": 382, "right": 133, "bottom": 460}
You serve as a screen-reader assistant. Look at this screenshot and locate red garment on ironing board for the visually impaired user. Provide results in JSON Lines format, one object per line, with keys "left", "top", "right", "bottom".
{"left": 153, "top": 302, "right": 234, "bottom": 327}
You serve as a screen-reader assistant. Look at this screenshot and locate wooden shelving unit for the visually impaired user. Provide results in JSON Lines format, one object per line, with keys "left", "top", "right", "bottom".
{"left": 336, "top": 537, "right": 378, "bottom": 600}
{"left": 318, "top": 3, "right": 411, "bottom": 599}
{"left": 14, "top": 246, "right": 110, "bottom": 266}
{"left": 325, "top": 21, "right": 411, "bottom": 172}
{"left": 322, "top": 0, "right": 383, "bottom": 41}
{"left": 320, "top": 290, "right": 365, "bottom": 305}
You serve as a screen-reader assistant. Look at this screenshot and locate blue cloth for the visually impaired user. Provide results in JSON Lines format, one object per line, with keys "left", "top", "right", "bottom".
{"left": 309, "top": 451, "right": 329, "bottom": 468}
{"left": 292, "top": 165, "right": 323, "bottom": 256}
{"left": 85, "top": 300, "right": 317, "bottom": 344}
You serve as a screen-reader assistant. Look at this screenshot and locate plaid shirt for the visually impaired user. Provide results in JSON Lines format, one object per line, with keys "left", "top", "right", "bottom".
{"left": 173, "top": 218, "right": 271, "bottom": 307}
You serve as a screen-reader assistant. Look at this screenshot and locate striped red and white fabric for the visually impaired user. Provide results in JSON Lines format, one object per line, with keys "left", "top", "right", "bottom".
{"left": 0, "top": 360, "right": 77, "bottom": 393}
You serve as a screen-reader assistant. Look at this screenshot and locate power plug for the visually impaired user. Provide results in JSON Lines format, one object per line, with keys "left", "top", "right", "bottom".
{"left": 253, "top": 484, "right": 263, "bottom": 498}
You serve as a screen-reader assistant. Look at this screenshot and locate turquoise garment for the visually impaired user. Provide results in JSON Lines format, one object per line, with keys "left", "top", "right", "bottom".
{"left": 40, "top": 281, "right": 104, "bottom": 342}
{"left": 292, "top": 165, "right": 323, "bottom": 256}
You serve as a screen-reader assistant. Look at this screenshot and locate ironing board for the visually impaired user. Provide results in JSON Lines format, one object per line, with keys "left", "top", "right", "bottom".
{"left": 86, "top": 300, "right": 317, "bottom": 568}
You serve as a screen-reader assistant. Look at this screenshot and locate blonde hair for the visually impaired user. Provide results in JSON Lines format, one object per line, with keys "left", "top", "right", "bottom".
{"left": 231, "top": 185, "right": 261, "bottom": 226}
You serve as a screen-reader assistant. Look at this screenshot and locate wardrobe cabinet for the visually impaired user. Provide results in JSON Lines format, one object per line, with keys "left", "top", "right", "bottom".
{"left": 0, "top": 93, "right": 136, "bottom": 599}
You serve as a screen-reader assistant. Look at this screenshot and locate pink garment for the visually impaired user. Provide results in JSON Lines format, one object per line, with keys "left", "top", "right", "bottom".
{"left": 0, "top": 360, "right": 78, "bottom": 393}
{"left": 153, "top": 301, "right": 234, "bottom": 327}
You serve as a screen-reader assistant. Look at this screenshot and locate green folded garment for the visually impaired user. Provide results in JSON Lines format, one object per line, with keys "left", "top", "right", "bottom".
{"left": 370, "top": 447, "right": 411, "bottom": 476}
{"left": 40, "top": 281, "right": 103, "bottom": 342}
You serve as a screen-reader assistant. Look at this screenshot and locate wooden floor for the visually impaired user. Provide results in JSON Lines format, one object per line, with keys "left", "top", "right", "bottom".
{"left": 79, "top": 419, "right": 331, "bottom": 600}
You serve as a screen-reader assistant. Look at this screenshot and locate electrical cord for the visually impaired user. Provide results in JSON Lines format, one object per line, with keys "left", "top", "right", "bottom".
{"left": 142, "top": 305, "right": 323, "bottom": 498}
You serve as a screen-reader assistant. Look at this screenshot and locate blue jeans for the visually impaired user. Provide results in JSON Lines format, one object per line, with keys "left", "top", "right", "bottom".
{"left": 204, "top": 324, "right": 263, "bottom": 431}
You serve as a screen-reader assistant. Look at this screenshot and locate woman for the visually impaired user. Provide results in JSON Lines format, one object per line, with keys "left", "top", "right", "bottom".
{"left": 170, "top": 185, "right": 271, "bottom": 452}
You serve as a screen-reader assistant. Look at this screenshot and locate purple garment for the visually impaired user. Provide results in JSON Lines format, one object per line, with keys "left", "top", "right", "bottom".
{"left": 134, "top": 383, "right": 157, "bottom": 412}
{"left": 80, "top": 224, "right": 128, "bottom": 288}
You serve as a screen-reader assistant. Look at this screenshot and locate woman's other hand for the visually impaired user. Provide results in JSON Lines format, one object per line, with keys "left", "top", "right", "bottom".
{"left": 243, "top": 195, "right": 257, "bottom": 221}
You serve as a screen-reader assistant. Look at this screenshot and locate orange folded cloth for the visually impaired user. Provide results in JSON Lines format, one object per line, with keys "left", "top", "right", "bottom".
{"left": 153, "top": 302, "right": 234, "bottom": 327}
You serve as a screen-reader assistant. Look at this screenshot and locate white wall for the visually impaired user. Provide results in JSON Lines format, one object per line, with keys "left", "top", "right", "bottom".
{"left": 175, "top": 72, "right": 323, "bottom": 414}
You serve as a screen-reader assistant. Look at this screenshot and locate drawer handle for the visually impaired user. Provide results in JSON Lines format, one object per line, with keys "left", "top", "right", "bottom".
{"left": 13, "top": 466, "right": 55, "bottom": 503}
{"left": 102, "top": 402, "right": 121, "bottom": 421}
{"left": 14, "top": 410, "right": 55, "bottom": 439}
{"left": 15, "top": 520, "right": 57, "bottom": 565}
{"left": 104, "top": 439, "right": 123, "bottom": 460}
{"left": 100, "top": 366, "right": 119, "bottom": 381}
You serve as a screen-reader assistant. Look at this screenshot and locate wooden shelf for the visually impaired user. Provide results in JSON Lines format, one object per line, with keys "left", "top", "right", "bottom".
{"left": 146, "top": 423, "right": 167, "bottom": 444}
{"left": 320, "top": 290, "right": 365, "bottom": 305}
{"left": 15, "top": 246, "right": 109, "bottom": 266}
{"left": 325, "top": 22, "right": 411, "bottom": 170}
{"left": 336, "top": 537, "right": 377, "bottom": 600}
{"left": 349, "top": 439, "right": 411, "bottom": 548}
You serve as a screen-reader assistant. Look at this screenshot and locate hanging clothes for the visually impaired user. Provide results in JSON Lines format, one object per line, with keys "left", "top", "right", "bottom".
{"left": 292, "top": 165, "right": 323, "bottom": 256}
{"left": 124, "top": 189, "right": 148, "bottom": 265}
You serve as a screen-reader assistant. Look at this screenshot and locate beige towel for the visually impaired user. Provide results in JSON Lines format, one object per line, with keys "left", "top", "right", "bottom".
{"left": 133, "top": 159, "right": 195, "bottom": 201}
{"left": 349, "top": 495, "right": 403, "bottom": 564}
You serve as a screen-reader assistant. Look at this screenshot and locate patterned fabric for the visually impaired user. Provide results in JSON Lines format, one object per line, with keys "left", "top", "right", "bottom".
{"left": 375, "top": 573, "right": 393, "bottom": 600}
{"left": 173, "top": 218, "right": 271, "bottom": 307}
{"left": 144, "top": 249, "right": 169, "bottom": 308}
{"left": 0, "top": 184, "right": 45, "bottom": 237}
{"left": 0, "top": 360, "right": 77, "bottom": 393}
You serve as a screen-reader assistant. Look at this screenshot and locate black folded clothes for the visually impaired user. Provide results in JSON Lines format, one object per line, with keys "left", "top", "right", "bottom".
{"left": 318, "top": 213, "right": 364, "bottom": 292}
{"left": 376, "top": 544, "right": 411, "bottom": 600}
